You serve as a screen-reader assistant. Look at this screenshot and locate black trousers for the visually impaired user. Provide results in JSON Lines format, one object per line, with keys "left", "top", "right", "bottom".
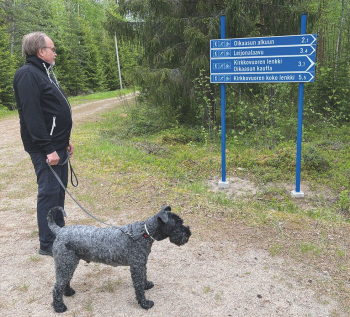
{"left": 29, "top": 149, "right": 67, "bottom": 249}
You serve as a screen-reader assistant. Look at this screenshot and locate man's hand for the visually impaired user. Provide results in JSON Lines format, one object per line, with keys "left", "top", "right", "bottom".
{"left": 47, "top": 151, "right": 60, "bottom": 165}
{"left": 67, "top": 140, "right": 74, "bottom": 158}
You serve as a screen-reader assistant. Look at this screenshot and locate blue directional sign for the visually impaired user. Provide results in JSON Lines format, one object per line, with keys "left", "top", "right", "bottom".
{"left": 211, "top": 45, "right": 316, "bottom": 58}
{"left": 211, "top": 56, "right": 315, "bottom": 74}
{"left": 210, "top": 34, "right": 317, "bottom": 83}
{"left": 211, "top": 34, "right": 317, "bottom": 48}
{"left": 211, "top": 72, "right": 314, "bottom": 83}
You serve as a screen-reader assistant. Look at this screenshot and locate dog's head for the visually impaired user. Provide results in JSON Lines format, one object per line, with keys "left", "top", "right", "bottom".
{"left": 153, "top": 206, "right": 191, "bottom": 246}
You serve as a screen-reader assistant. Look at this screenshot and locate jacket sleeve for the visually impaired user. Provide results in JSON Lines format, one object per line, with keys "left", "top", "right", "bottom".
{"left": 14, "top": 70, "right": 55, "bottom": 155}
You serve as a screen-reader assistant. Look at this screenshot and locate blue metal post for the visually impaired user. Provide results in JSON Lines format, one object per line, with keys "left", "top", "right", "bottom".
{"left": 220, "top": 15, "right": 227, "bottom": 184}
{"left": 295, "top": 14, "right": 307, "bottom": 195}
{"left": 221, "top": 83, "right": 226, "bottom": 182}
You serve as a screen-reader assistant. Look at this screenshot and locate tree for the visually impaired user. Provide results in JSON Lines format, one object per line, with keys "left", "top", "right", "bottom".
{"left": 100, "top": 32, "right": 121, "bottom": 90}
{"left": 105, "top": 0, "right": 316, "bottom": 127}
{"left": 0, "top": 24, "right": 16, "bottom": 109}
{"left": 307, "top": 0, "right": 350, "bottom": 119}
{"left": 0, "top": 0, "right": 137, "bottom": 106}
{"left": 80, "top": 20, "right": 105, "bottom": 92}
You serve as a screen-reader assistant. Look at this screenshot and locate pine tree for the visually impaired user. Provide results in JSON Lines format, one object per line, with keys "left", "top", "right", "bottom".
{"left": 100, "top": 32, "right": 120, "bottom": 90}
{"left": 80, "top": 19, "right": 105, "bottom": 92}
{"left": 0, "top": 24, "right": 16, "bottom": 109}
{"left": 105, "top": 0, "right": 314, "bottom": 126}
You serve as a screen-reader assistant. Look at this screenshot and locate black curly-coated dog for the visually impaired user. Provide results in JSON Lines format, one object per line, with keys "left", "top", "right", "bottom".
{"left": 47, "top": 205, "right": 191, "bottom": 313}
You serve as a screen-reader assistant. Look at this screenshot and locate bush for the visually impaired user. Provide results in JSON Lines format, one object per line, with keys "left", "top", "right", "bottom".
{"left": 162, "top": 127, "right": 204, "bottom": 144}
{"left": 338, "top": 190, "right": 350, "bottom": 216}
{"left": 125, "top": 103, "right": 177, "bottom": 137}
{"left": 302, "top": 144, "right": 330, "bottom": 172}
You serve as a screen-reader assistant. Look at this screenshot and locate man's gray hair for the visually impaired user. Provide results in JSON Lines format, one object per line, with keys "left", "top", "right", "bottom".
{"left": 22, "top": 32, "right": 48, "bottom": 57}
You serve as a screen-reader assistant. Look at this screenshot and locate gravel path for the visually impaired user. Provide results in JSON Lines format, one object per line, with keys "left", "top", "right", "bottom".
{"left": 0, "top": 94, "right": 345, "bottom": 317}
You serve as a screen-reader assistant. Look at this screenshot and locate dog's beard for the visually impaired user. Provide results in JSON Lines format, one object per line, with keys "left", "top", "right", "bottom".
{"left": 169, "top": 226, "right": 191, "bottom": 246}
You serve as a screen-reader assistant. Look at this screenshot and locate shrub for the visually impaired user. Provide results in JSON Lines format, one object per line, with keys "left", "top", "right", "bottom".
{"left": 302, "top": 144, "right": 330, "bottom": 172}
{"left": 338, "top": 190, "right": 350, "bottom": 216}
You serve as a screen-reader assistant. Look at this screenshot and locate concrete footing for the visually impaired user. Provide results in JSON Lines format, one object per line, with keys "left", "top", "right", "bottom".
{"left": 291, "top": 190, "right": 305, "bottom": 198}
{"left": 218, "top": 181, "right": 230, "bottom": 189}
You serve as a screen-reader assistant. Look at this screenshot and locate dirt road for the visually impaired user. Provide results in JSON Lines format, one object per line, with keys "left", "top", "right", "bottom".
{"left": 0, "top": 94, "right": 346, "bottom": 316}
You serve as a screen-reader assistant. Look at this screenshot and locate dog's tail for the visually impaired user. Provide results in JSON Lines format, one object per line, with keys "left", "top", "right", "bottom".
{"left": 47, "top": 206, "right": 66, "bottom": 235}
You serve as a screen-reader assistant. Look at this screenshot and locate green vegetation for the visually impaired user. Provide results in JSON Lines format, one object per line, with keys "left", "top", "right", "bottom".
{"left": 105, "top": 0, "right": 350, "bottom": 131}
{"left": 0, "top": 107, "right": 15, "bottom": 120}
{"left": 0, "top": 89, "right": 134, "bottom": 118}
{"left": 0, "top": 0, "right": 139, "bottom": 109}
{"left": 65, "top": 97, "right": 349, "bottom": 312}
{"left": 0, "top": 1, "right": 349, "bottom": 311}
{"left": 71, "top": 99, "right": 350, "bottom": 226}
{"left": 68, "top": 88, "right": 135, "bottom": 106}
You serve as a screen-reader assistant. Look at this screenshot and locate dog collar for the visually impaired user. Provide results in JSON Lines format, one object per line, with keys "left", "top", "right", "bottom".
{"left": 144, "top": 224, "right": 155, "bottom": 241}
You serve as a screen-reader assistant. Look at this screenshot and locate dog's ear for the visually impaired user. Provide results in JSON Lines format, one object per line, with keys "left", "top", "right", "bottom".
{"left": 160, "top": 205, "right": 171, "bottom": 212}
{"left": 158, "top": 205, "right": 171, "bottom": 223}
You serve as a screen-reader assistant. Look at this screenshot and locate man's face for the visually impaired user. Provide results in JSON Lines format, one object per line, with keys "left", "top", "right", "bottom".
{"left": 38, "top": 36, "right": 57, "bottom": 66}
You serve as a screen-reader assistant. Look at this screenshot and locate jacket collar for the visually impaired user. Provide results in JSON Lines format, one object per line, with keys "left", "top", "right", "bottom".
{"left": 26, "top": 55, "right": 51, "bottom": 73}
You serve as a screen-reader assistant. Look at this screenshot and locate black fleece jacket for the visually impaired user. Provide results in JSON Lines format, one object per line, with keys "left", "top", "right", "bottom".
{"left": 13, "top": 56, "right": 72, "bottom": 154}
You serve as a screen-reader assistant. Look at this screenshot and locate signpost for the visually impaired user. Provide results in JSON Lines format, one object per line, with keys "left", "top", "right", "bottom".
{"left": 210, "top": 34, "right": 317, "bottom": 83}
{"left": 212, "top": 14, "right": 316, "bottom": 196}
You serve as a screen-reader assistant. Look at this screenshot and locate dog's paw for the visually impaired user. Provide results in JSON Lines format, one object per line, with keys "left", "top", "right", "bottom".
{"left": 53, "top": 302, "right": 67, "bottom": 313}
{"left": 139, "top": 299, "right": 154, "bottom": 310}
{"left": 145, "top": 281, "right": 154, "bottom": 290}
{"left": 64, "top": 286, "right": 76, "bottom": 297}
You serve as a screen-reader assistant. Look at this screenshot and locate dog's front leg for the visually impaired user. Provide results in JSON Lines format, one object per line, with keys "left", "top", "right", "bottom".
{"left": 143, "top": 264, "right": 154, "bottom": 290}
{"left": 130, "top": 264, "right": 154, "bottom": 309}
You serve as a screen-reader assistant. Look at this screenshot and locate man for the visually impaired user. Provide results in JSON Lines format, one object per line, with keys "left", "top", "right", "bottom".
{"left": 13, "top": 32, "right": 74, "bottom": 256}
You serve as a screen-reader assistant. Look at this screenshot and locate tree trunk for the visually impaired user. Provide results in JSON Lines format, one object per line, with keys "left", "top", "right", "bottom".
{"left": 10, "top": 0, "right": 15, "bottom": 55}
{"left": 336, "top": 0, "right": 345, "bottom": 63}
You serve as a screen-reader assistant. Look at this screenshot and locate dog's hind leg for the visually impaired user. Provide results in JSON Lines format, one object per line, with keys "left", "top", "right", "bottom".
{"left": 130, "top": 264, "right": 154, "bottom": 309}
{"left": 52, "top": 250, "right": 79, "bottom": 313}
{"left": 64, "top": 281, "right": 76, "bottom": 297}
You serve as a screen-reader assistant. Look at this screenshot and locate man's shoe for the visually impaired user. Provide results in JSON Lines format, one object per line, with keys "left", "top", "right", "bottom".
{"left": 38, "top": 247, "right": 53, "bottom": 257}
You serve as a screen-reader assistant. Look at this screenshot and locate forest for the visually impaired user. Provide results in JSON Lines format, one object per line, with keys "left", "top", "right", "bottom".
{"left": 0, "top": 0, "right": 140, "bottom": 108}
{"left": 0, "top": 0, "right": 349, "bottom": 142}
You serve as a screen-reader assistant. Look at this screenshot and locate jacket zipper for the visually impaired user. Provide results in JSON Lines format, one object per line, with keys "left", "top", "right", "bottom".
{"left": 43, "top": 63, "right": 72, "bottom": 116}
{"left": 50, "top": 116, "right": 56, "bottom": 136}
{"left": 51, "top": 81, "right": 72, "bottom": 116}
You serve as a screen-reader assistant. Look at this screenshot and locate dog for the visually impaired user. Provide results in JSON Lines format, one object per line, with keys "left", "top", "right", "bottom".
{"left": 47, "top": 205, "right": 191, "bottom": 313}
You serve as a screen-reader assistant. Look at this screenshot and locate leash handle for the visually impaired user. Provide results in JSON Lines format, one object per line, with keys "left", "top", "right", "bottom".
{"left": 55, "top": 151, "right": 78, "bottom": 187}
{"left": 68, "top": 159, "right": 78, "bottom": 187}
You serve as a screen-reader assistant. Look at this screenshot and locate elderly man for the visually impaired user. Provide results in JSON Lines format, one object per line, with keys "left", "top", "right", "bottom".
{"left": 13, "top": 32, "right": 74, "bottom": 256}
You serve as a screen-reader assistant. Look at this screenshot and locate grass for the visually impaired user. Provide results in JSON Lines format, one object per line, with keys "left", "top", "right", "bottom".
{"left": 85, "top": 300, "right": 94, "bottom": 312}
{"left": 0, "top": 89, "right": 349, "bottom": 315}
{"left": 17, "top": 283, "right": 29, "bottom": 292}
{"left": 269, "top": 244, "right": 284, "bottom": 256}
{"left": 71, "top": 106, "right": 350, "bottom": 226}
{"left": 299, "top": 242, "right": 322, "bottom": 255}
{"left": 68, "top": 88, "right": 135, "bottom": 106}
{"left": 29, "top": 255, "right": 41, "bottom": 262}
{"left": 0, "top": 88, "right": 135, "bottom": 119}
{"left": 102, "top": 279, "right": 122, "bottom": 293}
{"left": 0, "top": 106, "right": 16, "bottom": 119}
{"left": 67, "top": 97, "right": 350, "bottom": 316}
{"left": 3, "top": 90, "right": 348, "bottom": 312}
